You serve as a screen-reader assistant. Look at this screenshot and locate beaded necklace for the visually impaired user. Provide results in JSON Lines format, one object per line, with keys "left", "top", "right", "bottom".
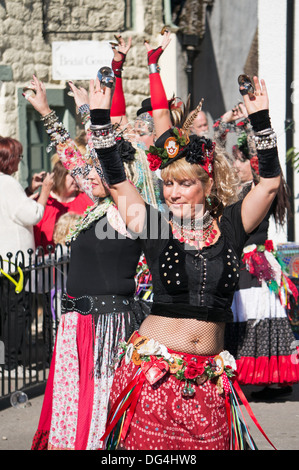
{"left": 170, "top": 211, "right": 217, "bottom": 248}
{"left": 66, "top": 196, "right": 114, "bottom": 241}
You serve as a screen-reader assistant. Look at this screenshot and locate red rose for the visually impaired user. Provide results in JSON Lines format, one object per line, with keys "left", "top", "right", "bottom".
{"left": 250, "top": 156, "right": 259, "bottom": 174}
{"left": 265, "top": 240, "right": 274, "bottom": 252}
{"left": 184, "top": 360, "right": 205, "bottom": 380}
{"left": 147, "top": 153, "right": 162, "bottom": 171}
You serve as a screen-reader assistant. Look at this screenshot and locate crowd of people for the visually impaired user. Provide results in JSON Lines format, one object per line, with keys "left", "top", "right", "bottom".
{"left": 0, "top": 30, "right": 299, "bottom": 450}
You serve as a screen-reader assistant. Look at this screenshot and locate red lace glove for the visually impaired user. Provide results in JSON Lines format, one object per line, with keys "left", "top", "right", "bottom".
{"left": 147, "top": 46, "right": 168, "bottom": 111}
{"left": 147, "top": 46, "right": 163, "bottom": 66}
{"left": 111, "top": 51, "right": 127, "bottom": 117}
{"left": 112, "top": 51, "right": 126, "bottom": 78}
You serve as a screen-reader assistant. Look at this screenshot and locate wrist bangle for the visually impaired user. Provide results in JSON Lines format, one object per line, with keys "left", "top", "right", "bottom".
{"left": 148, "top": 63, "right": 160, "bottom": 74}
{"left": 252, "top": 130, "right": 277, "bottom": 150}
{"left": 91, "top": 124, "right": 115, "bottom": 148}
{"left": 41, "top": 111, "right": 70, "bottom": 152}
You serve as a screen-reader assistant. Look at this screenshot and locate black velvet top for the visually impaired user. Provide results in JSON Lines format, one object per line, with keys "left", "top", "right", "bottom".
{"left": 138, "top": 201, "right": 249, "bottom": 323}
{"left": 66, "top": 214, "right": 142, "bottom": 297}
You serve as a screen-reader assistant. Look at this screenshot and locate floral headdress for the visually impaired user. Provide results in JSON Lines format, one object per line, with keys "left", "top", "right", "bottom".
{"left": 146, "top": 127, "right": 215, "bottom": 177}
{"left": 146, "top": 97, "right": 215, "bottom": 177}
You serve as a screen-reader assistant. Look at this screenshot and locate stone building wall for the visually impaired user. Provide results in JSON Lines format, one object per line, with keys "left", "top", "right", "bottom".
{"left": 0, "top": 0, "right": 166, "bottom": 139}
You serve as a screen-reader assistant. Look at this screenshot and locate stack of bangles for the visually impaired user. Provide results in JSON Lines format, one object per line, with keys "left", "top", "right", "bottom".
{"left": 41, "top": 110, "right": 70, "bottom": 152}
{"left": 90, "top": 123, "right": 116, "bottom": 149}
{"left": 78, "top": 104, "right": 90, "bottom": 127}
{"left": 252, "top": 128, "right": 277, "bottom": 150}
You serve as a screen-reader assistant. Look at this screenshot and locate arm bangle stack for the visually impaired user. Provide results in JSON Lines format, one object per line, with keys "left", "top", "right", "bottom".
{"left": 252, "top": 128, "right": 278, "bottom": 150}
{"left": 41, "top": 110, "right": 70, "bottom": 152}
{"left": 90, "top": 123, "right": 116, "bottom": 149}
{"left": 78, "top": 104, "right": 90, "bottom": 126}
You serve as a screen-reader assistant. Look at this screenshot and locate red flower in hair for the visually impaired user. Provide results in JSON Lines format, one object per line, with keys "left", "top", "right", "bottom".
{"left": 250, "top": 156, "right": 259, "bottom": 174}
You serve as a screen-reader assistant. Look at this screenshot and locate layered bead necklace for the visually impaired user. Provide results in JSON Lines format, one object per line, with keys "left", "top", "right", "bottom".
{"left": 170, "top": 210, "right": 217, "bottom": 248}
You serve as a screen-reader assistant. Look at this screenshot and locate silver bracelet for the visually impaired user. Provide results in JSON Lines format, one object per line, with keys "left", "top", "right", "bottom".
{"left": 252, "top": 131, "right": 277, "bottom": 150}
{"left": 148, "top": 63, "right": 160, "bottom": 74}
{"left": 91, "top": 128, "right": 115, "bottom": 148}
{"left": 90, "top": 123, "right": 113, "bottom": 134}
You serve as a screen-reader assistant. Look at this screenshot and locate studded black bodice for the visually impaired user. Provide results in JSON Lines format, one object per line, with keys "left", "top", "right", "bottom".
{"left": 140, "top": 201, "right": 248, "bottom": 323}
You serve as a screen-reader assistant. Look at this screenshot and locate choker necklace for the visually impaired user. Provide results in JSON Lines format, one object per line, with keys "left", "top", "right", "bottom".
{"left": 170, "top": 211, "right": 217, "bottom": 248}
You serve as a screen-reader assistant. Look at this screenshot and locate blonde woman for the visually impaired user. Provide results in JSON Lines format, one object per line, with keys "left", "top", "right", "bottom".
{"left": 88, "top": 35, "right": 281, "bottom": 450}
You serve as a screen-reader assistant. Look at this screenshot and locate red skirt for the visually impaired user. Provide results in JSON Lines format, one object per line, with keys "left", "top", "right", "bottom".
{"left": 107, "top": 350, "right": 230, "bottom": 450}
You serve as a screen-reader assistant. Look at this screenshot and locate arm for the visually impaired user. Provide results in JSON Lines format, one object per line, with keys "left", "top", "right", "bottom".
{"left": 10, "top": 174, "right": 53, "bottom": 226}
{"left": 240, "top": 77, "right": 281, "bottom": 233}
{"left": 144, "top": 31, "right": 172, "bottom": 138}
{"left": 213, "top": 103, "right": 250, "bottom": 147}
{"left": 110, "top": 35, "right": 132, "bottom": 128}
{"left": 89, "top": 78, "right": 146, "bottom": 233}
{"left": 25, "top": 76, "right": 94, "bottom": 200}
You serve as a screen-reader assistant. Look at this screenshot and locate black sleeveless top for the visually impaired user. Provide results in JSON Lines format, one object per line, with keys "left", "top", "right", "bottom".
{"left": 138, "top": 201, "right": 249, "bottom": 323}
{"left": 66, "top": 214, "right": 142, "bottom": 297}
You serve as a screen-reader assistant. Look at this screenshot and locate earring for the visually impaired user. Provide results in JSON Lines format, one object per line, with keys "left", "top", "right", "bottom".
{"left": 206, "top": 195, "right": 211, "bottom": 205}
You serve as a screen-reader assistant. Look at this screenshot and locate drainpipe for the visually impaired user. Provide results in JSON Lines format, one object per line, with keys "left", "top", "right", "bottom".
{"left": 285, "top": 0, "right": 295, "bottom": 241}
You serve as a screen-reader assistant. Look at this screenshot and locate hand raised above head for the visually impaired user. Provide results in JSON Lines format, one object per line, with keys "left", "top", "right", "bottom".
{"left": 144, "top": 29, "right": 172, "bottom": 65}
{"left": 68, "top": 81, "right": 89, "bottom": 108}
{"left": 23, "top": 75, "right": 51, "bottom": 117}
{"left": 241, "top": 76, "right": 269, "bottom": 115}
{"left": 111, "top": 35, "right": 132, "bottom": 61}
{"left": 89, "top": 77, "right": 113, "bottom": 110}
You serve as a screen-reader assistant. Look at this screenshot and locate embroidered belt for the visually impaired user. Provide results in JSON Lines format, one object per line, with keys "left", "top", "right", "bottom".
{"left": 61, "top": 293, "right": 133, "bottom": 315}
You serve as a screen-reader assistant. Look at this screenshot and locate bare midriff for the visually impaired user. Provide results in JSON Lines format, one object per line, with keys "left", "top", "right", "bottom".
{"left": 138, "top": 314, "right": 225, "bottom": 356}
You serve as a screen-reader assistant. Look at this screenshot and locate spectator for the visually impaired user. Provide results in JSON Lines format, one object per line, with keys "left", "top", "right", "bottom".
{"left": 34, "top": 160, "right": 93, "bottom": 253}
{"left": 0, "top": 136, "right": 53, "bottom": 377}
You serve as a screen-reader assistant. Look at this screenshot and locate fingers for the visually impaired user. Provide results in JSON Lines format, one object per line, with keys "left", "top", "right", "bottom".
{"left": 144, "top": 40, "right": 151, "bottom": 52}
{"left": 161, "top": 30, "right": 171, "bottom": 50}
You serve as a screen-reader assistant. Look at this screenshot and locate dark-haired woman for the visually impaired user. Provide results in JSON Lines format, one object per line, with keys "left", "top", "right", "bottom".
{"left": 224, "top": 131, "right": 299, "bottom": 400}
{"left": 25, "top": 73, "right": 161, "bottom": 450}
{"left": 0, "top": 136, "right": 53, "bottom": 377}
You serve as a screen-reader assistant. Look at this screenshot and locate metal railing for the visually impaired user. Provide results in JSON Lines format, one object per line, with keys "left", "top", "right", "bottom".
{"left": 0, "top": 244, "right": 70, "bottom": 410}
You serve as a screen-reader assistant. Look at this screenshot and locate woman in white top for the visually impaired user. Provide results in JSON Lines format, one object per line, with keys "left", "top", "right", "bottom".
{"left": 0, "top": 136, "right": 53, "bottom": 264}
{"left": 0, "top": 136, "right": 53, "bottom": 376}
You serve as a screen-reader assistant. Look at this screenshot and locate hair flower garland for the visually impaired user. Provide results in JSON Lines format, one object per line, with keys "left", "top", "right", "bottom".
{"left": 146, "top": 126, "right": 215, "bottom": 176}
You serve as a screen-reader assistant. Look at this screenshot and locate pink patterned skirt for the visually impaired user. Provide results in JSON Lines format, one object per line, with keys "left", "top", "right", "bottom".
{"left": 31, "top": 309, "right": 133, "bottom": 450}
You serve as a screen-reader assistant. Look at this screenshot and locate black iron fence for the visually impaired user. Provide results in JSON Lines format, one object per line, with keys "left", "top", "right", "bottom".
{"left": 0, "top": 244, "right": 70, "bottom": 410}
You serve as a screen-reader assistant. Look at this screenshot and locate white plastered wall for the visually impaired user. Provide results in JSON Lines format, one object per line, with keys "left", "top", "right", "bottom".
{"left": 258, "top": 0, "right": 289, "bottom": 243}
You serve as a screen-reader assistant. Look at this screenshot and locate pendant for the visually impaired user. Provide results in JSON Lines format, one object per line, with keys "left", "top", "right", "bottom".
{"left": 193, "top": 252, "right": 202, "bottom": 270}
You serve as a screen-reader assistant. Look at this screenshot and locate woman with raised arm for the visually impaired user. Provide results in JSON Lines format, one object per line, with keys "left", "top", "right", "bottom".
{"left": 87, "top": 32, "right": 281, "bottom": 450}
{"left": 25, "top": 75, "right": 154, "bottom": 451}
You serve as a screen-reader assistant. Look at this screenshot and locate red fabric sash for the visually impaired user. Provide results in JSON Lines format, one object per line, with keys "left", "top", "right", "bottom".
{"left": 101, "top": 370, "right": 145, "bottom": 442}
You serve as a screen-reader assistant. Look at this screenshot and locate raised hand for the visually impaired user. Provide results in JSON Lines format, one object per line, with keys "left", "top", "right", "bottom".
{"left": 111, "top": 35, "right": 132, "bottom": 62}
{"left": 89, "top": 77, "right": 113, "bottom": 111}
{"left": 144, "top": 29, "right": 172, "bottom": 64}
{"left": 23, "top": 75, "right": 51, "bottom": 117}
{"left": 68, "top": 81, "right": 89, "bottom": 108}
{"left": 241, "top": 76, "right": 269, "bottom": 115}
